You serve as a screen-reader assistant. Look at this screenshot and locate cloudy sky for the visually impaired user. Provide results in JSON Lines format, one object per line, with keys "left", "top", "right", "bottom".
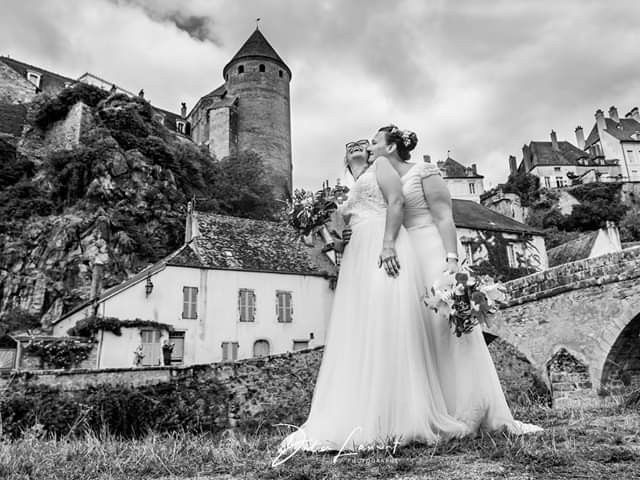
{"left": 2, "top": 0, "right": 640, "bottom": 189}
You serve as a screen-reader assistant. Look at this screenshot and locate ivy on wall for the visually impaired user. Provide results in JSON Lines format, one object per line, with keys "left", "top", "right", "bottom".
{"left": 23, "top": 337, "right": 96, "bottom": 370}
{"left": 67, "top": 315, "right": 174, "bottom": 338}
{"left": 464, "top": 230, "right": 540, "bottom": 282}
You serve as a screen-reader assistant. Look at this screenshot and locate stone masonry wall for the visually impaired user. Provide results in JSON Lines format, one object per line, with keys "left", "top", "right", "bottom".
{"left": 0, "top": 340, "right": 546, "bottom": 430}
{"left": 43, "top": 101, "right": 94, "bottom": 151}
{"left": 489, "top": 246, "right": 640, "bottom": 404}
{"left": 0, "top": 61, "right": 36, "bottom": 104}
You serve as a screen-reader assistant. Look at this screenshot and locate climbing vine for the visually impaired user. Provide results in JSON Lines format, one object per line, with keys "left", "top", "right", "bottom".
{"left": 67, "top": 315, "right": 174, "bottom": 338}
{"left": 23, "top": 337, "right": 96, "bottom": 370}
{"left": 464, "top": 230, "right": 540, "bottom": 282}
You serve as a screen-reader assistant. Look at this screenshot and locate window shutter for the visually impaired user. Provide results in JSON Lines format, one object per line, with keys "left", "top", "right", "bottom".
{"left": 182, "top": 287, "right": 188, "bottom": 318}
{"left": 232, "top": 342, "right": 239, "bottom": 360}
{"left": 191, "top": 287, "right": 198, "bottom": 318}
{"left": 288, "top": 293, "right": 293, "bottom": 322}
{"left": 221, "top": 342, "right": 228, "bottom": 361}
{"left": 250, "top": 291, "right": 256, "bottom": 322}
{"left": 276, "top": 292, "right": 281, "bottom": 322}
{"left": 238, "top": 290, "right": 242, "bottom": 321}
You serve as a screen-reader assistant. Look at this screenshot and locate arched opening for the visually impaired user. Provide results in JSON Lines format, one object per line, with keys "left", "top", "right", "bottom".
{"left": 253, "top": 339, "right": 270, "bottom": 357}
{"left": 238, "top": 65, "right": 244, "bottom": 74}
{"left": 259, "top": 64, "right": 265, "bottom": 72}
{"left": 279, "top": 70, "right": 283, "bottom": 78}
{"left": 601, "top": 313, "right": 640, "bottom": 391}
{"left": 546, "top": 348, "right": 591, "bottom": 406}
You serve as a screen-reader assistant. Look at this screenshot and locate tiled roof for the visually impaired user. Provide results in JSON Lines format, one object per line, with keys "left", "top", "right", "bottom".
{"left": 0, "top": 56, "right": 75, "bottom": 93}
{"left": 223, "top": 29, "right": 291, "bottom": 77}
{"left": 584, "top": 118, "right": 640, "bottom": 149}
{"left": 452, "top": 199, "right": 544, "bottom": 235}
{"left": 168, "top": 211, "right": 337, "bottom": 277}
{"left": 0, "top": 102, "right": 26, "bottom": 137}
{"left": 528, "top": 141, "right": 591, "bottom": 167}
{"left": 547, "top": 231, "right": 598, "bottom": 267}
{"left": 52, "top": 245, "right": 194, "bottom": 325}
{"left": 437, "top": 157, "right": 483, "bottom": 178}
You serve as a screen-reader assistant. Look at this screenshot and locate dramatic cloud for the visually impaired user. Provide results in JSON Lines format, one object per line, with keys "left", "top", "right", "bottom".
{"left": 2, "top": 0, "right": 640, "bottom": 190}
{"left": 107, "top": 0, "right": 222, "bottom": 44}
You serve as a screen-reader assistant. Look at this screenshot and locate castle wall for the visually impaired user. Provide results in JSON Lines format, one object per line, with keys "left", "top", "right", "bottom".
{"left": 0, "top": 60, "right": 36, "bottom": 103}
{"left": 226, "top": 59, "right": 292, "bottom": 199}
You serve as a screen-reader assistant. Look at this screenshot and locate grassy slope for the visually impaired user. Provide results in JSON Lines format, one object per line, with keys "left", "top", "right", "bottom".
{"left": 0, "top": 404, "right": 638, "bottom": 479}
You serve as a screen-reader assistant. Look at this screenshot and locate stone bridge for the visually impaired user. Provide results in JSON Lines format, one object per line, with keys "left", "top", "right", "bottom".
{"left": 486, "top": 246, "right": 640, "bottom": 406}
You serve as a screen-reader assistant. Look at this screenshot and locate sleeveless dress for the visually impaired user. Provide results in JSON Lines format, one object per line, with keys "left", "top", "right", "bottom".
{"left": 401, "top": 162, "right": 543, "bottom": 435}
{"left": 276, "top": 159, "right": 469, "bottom": 455}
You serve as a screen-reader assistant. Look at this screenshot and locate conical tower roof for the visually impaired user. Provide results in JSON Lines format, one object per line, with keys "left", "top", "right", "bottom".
{"left": 223, "top": 28, "right": 291, "bottom": 78}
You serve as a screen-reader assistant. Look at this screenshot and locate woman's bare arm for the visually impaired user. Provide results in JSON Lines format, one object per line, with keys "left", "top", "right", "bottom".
{"left": 375, "top": 157, "right": 405, "bottom": 277}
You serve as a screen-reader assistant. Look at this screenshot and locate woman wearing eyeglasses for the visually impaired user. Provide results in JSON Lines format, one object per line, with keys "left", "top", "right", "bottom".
{"left": 275, "top": 128, "right": 469, "bottom": 459}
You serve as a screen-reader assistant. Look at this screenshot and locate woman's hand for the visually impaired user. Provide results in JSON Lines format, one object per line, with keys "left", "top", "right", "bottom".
{"left": 378, "top": 246, "right": 400, "bottom": 278}
{"left": 444, "top": 258, "right": 459, "bottom": 274}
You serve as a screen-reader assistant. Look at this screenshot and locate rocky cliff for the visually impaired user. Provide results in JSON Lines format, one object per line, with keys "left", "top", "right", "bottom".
{"left": 0, "top": 84, "right": 254, "bottom": 328}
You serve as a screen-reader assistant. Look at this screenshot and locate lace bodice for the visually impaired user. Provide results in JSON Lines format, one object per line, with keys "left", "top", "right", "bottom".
{"left": 339, "top": 161, "right": 387, "bottom": 225}
{"left": 400, "top": 162, "right": 442, "bottom": 229}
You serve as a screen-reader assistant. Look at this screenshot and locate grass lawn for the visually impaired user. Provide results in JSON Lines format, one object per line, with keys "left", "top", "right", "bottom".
{"left": 0, "top": 404, "right": 638, "bottom": 479}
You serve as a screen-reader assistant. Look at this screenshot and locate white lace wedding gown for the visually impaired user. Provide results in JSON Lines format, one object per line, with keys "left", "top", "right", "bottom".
{"left": 276, "top": 159, "right": 469, "bottom": 455}
{"left": 401, "top": 161, "right": 543, "bottom": 435}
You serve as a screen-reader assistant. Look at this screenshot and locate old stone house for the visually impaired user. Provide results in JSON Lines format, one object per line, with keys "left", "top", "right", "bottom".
{"left": 547, "top": 221, "right": 622, "bottom": 267}
{"left": 51, "top": 207, "right": 337, "bottom": 369}
{"left": 425, "top": 155, "right": 485, "bottom": 202}
{"left": 452, "top": 199, "right": 548, "bottom": 272}
{"left": 515, "top": 130, "right": 621, "bottom": 188}
{"left": 580, "top": 106, "right": 640, "bottom": 181}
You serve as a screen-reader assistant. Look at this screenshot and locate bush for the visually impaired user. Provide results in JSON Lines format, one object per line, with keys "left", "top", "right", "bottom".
{"left": 619, "top": 208, "right": 640, "bottom": 242}
{"left": 0, "top": 380, "right": 229, "bottom": 439}
{"left": 33, "top": 83, "right": 108, "bottom": 129}
{"left": 503, "top": 172, "right": 540, "bottom": 207}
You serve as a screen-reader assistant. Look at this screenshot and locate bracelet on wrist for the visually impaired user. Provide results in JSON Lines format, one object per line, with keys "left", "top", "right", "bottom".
{"left": 445, "top": 253, "right": 459, "bottom": 262}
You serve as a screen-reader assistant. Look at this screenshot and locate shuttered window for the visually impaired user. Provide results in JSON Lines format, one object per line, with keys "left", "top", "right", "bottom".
{"left": 253, "top": 340, "right": 270, "bottom": 357}
{"left": 238, "top": 289, "right": 256, "bottom": 322}
{"left": 276, "top": 291, "right": 293, "bottom": 323}
{"left": 221, "top": 341, "right": 239, "bottom": 361}
{"left": 182, "top": 286, "right": 198, "bottom": 319}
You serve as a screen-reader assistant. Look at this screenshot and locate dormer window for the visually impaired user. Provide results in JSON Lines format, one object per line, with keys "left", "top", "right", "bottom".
{"left": 238, "top": 65, "right": 244, "bottom": 74}
{"left": 26, "top": 71, "right": 41, "bottom": 88}
{"left": 176, "top": 120, "right": 186, "bottom": 134}
{"left": 259, "top": 64, "right": 265, "bottom": 72}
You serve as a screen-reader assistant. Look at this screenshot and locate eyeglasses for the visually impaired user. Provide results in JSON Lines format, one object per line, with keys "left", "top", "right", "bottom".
{"left": 345, "top": 139, "right": 370, "bottom": 151}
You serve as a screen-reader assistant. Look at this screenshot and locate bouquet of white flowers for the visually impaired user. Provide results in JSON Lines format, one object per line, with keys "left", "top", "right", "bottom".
{"left": 423, "top": 267, "right": 507, "bottom": 337}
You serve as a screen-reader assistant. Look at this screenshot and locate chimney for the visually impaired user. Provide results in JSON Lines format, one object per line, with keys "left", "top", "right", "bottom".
{"left": 471, "top": 163, "right": 477, "bottom": 175}
{"left": 550, "top": 130, "right": 559, "bottom": 151}
{"left": 625, "top": 107, "right": 640, "bottom": 122}
{"left": 575, "top": 126, "right": 585, "bottom": 150}
{"left": 508, "top": 155, "right": 517, "bottom": 174}
{"left": 423, "top": 154, "right": 431, "bottom": 163}
{"left": 522, "top": 144, "right": 531, "bottom": 172}
{"left": 595, "top": 109, "right": 606, "bottom": 132}
{"left": 185, "top": 201, "right": 193, "bottom": 243}
{"left": 180, "top": 102, "right": 187, "bottom": 119}
{"left": 609, "top": 106, "right": 619, "bottom": 123}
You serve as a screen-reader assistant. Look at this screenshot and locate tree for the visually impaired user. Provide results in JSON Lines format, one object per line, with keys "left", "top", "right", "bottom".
{"left": 503, "top": 172, "right": 540, "bottom": 207}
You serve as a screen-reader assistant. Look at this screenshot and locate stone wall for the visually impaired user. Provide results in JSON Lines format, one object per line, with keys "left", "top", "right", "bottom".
{"left": 0, "top": 61, "right": 35, "bottom": 104}
{"left": 0, "top": 339, "right": 547, "bottom": 430}
{"left": 488, "top": 245, "right": 640, "bottom": 404}
{"left": 43, "top": 101, "right": 93, "bottom": 151}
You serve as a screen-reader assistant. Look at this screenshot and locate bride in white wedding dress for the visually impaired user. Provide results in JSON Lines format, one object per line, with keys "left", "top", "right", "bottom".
{"left": 368, "top": 124, "right": 543, "bottom": 435}
{"left": 275, "top": 138, "right": 468, "bottom": 457}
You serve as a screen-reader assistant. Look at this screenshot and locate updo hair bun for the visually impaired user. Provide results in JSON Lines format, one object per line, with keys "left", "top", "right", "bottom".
{"left": 377, "top": 124, "right": 419, "bottom": 161}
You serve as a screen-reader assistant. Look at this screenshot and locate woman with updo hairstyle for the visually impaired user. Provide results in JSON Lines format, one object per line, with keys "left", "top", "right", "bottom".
{"left": 370, "top": 124, "right": 543, "bottom": 436}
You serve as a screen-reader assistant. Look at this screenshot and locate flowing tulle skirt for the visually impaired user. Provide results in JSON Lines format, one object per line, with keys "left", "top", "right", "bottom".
{"left": 405, "top": 223, "right": 543, "bottom": 435}
{"left": 276, "top": 217, "right": 469, "bottom": 455}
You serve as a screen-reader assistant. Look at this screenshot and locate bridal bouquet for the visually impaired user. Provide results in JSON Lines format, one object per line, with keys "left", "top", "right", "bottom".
{"left": 286, "top": 181, "right": 350, "bottom": 250}
{"left": 423, "top": 267, "right": 507, "bottom": 337}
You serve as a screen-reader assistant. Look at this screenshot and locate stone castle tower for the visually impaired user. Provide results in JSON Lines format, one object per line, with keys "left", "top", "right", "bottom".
{"left": 189, "top": 28, "right": 292, "bottom": 200}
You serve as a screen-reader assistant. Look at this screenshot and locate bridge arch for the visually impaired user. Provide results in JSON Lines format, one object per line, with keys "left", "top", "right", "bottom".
{"left": 599, "top": 312, "right": 640, "bottom": 391}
